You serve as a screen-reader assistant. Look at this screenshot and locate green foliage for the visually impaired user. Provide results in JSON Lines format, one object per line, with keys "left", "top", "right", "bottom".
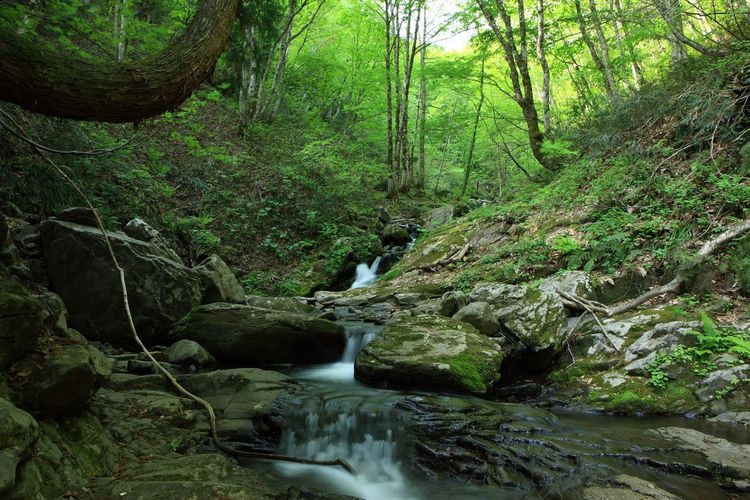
{"left": 648, "top": 313, "right": 750, "bottom": 394}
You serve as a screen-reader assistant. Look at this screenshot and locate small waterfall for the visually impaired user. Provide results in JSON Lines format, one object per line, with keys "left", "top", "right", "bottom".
{"left": 276, "top": 323, "right": 417, "bottom": 499}
{"left": 349, "top": 256, "right": 381, "bottom": 289}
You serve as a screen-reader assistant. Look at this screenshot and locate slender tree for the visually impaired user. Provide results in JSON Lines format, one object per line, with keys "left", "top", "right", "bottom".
{"left": 475, "top": 0, "right": 555, "bottom": 170}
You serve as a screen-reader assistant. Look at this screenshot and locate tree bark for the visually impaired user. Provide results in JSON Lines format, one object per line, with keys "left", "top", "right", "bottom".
{"left": 0, "top": 0, "right": 239, "bottom": 123}
{"left": 536, "top": 0, "right": 551, "bottom": 133}
{"left": 461, "top": 57, "right": 486, "bottom": 199}
{"left": 417, "top": 5, "right": 427, "bottom": 190}
{"left": 574, "top": 0, "right": 615, "bottom": 96}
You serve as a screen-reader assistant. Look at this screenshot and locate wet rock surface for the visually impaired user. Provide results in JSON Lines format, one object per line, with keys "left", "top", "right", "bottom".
{"left": 397, "top": 395, "right": 741, "bottom": 498}
{"left": 469, "top": 283, "right": 567, "bottom": 354}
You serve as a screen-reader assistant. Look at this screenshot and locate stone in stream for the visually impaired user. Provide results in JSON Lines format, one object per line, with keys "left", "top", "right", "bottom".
{"left": 170, "top": 303, "right": 346, "bottom": 365}
{"left": 167, "top": 339, "right": 216, "bottom": 367}
{"left": 469, "top": 283, "right": 567, "bottom": 353}
{"left": 381, "top": 223, "right": 412, "bottom": 246}
{"left": 580, "top": 474, "right": 680, "bottom": 499}
{"left": 40, "top": 218, "right": 202, "bottom": 347}
{"left": 354, "top": 315, "right": 504, "bottom": 394}
{"left": 177, "top": 367, "right": 295, "bottom": 450}
{"left": 90, "top": 453, "right": 344, "bottom": 499}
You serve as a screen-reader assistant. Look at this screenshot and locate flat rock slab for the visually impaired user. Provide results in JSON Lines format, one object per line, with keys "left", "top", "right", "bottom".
{"left": 90, "top": 453, "right": 345, "bottom": 500}
{"left": 646, "top": 426, "right": 750, "bottom": 480}
{"left": 354, "top": 315, "right": 504, "bottom": 394}
{"left": 170, "top": 303, "right": 346, "bottom": 365}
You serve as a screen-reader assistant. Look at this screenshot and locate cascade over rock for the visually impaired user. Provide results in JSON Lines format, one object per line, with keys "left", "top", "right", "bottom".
{"left": 170, "top": 303, "right": 346, "bottom": 365}
{"left": 40, "top": 218, "right": 203, "bottom": 347}
{"left": 355, "top": 315, "right": 504, "bottom": 394}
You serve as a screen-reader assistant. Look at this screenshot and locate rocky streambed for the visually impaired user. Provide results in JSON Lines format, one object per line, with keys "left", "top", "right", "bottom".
{"left": 1, "top": 209, "right": 749, "bottom": 499}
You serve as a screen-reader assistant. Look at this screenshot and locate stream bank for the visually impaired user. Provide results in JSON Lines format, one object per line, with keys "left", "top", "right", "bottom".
{"left": 1, "top": 209, "right": 749, "bottom": 499}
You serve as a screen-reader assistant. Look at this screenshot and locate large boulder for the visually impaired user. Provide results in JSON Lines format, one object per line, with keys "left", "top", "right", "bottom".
{"left": 425, "top": 205, "right": 453, "bottom": 229}
{"left": 170, "top": 303, "right": 346, "bottom": 365}
{"left": 123, "top": 217, "right": 182, "bottom": 262}
{"left": 439, "top": 290, "right": 468, "bottom": 317}
{"left": 12, "top": 341, "right": 111, "bottom": 417}
{"left": 355, "top": 315, "right": 504, "bottom": 394}
{"left": 245, "top": 295, "right": 317, "bottom": 315}
{"left": 194, "top": 254, "right": 246, "bottom": 304}
{"left": 469, "top": 283, "right": 567, "bottom": 353}
{"left": 0, "top": 398, "right": 38, "bottom": 496}
{"left": 40, "top": 219, "right": 202, "bottom": 347}
{"left": 167, "top": 339, "right": 215, "bottom": 367}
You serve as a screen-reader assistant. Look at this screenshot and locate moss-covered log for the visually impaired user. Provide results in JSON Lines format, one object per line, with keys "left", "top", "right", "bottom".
{"left": 0, "top": 0, "right": 238, "bottom": 123}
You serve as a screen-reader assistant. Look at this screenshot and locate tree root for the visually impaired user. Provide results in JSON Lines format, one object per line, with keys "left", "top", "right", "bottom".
{"left": 20, "top": 135, "right": 357, "bottom": 476}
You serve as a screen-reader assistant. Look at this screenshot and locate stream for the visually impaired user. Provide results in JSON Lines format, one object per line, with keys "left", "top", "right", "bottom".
{"left": 269, "top": 322, "right": 748, "bottom": 499}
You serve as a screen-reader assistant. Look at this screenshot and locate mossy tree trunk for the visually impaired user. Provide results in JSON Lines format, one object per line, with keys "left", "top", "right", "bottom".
{"left": 0, "top": 0, "right": 239, "bottom": 123}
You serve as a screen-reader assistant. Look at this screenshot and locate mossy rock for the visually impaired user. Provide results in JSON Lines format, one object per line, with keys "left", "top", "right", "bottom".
{"left": 399, "top": 222, "right": 474, "bottom": 270}
{"left": 170, "top": 303, "right": 346, "bottom": 365}
{"left": 0, "top": 277, "right": 48, "bottom": 371}
{"left": 469, "top": 283, "right": 567, "bottom": 354}
{"left": 354, "top": 315, "right": 504, "bottom": 394}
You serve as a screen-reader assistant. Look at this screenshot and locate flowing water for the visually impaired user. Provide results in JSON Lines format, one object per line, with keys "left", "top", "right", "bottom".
{"left": 272, "top": 322, "right": 748, "bottom": 499}
{"left": 350, "top": 257, "right": 382, "bottom": 289}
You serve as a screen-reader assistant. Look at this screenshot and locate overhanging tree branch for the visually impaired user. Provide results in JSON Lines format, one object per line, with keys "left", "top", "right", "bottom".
{"left": 0, "top": 0, "right": 239, "bottom": 123}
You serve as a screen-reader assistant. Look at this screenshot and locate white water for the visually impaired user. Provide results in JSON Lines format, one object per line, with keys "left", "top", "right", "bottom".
{"left": 275, "top": 323, "right": 419, "bottom": 499}
{"left": 350, "top": 256, "right": 382, "bottom": 289}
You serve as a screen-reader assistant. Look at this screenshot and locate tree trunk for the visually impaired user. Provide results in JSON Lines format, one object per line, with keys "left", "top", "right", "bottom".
{"left": 612, "top": 0, "right": 644, "bottom": 89}
{"left": 385, "top": 0, "right": 395, "bottom": 184}
{"left": 417, "top": 6, "right": 427, "bottom": 190}
{"left": 114, "top": 0, "right": 128, "bottom": 62}
{"left": 0, "top": 0, "right": 239, "bottom": 123}
{"left": 588, "top": 0, "right": 617, "bottom": 94}
{"left": 574, "top": 0, "right": 615, "bottom": 96}
{"left": 653, "top": 0, "right": 688, "bottom": 63}
{"left": 475, "top": 0, "right": 554, "bottom": 171}
{"left": 239, "top": 21, "right": 259, "bottom": 129}
{"left": 461, "top": 57, "right": 486, "bottom": 199}
{"left": 536, "top": 0, "right": 551, "bottom": 133}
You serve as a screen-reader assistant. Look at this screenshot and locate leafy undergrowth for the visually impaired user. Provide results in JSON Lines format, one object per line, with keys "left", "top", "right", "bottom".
{"left": 0, "top": 90, "right": 389, "bottom": 295}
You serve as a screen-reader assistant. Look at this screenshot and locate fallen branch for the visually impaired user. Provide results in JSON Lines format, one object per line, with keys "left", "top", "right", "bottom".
{"left": 415, "top": 242, "right": 473, "bottom": 271}
{"left": 9, "top": 121, "right": 356, "bottom": 475}
{"left": 564, "top": 219, "right": 750, "bottom": 317}
{"left": 562, "top": 293, "right": 619, "bottom": 351}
